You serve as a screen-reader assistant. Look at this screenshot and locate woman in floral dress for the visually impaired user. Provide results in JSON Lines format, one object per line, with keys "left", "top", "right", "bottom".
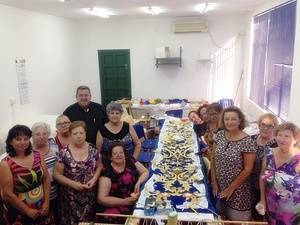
{"left": 259, "top": 122, "right": 300, "bottom": 225}
{"left": 53, "top": 121, "right": 102, "bottom": 225}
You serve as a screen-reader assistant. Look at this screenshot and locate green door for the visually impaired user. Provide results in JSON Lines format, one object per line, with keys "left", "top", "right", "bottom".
{"left": 98, "top": 49, "right": 131, "bottom": 106}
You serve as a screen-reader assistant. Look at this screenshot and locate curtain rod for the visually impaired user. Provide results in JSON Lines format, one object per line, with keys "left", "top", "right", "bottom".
{"left": 254, "top": 0, "right": 296, "bottom": 18}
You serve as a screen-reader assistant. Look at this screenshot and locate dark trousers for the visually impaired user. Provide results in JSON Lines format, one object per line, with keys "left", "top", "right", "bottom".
{"left": 50, "top": 198, "right": 60, "bottom": 225}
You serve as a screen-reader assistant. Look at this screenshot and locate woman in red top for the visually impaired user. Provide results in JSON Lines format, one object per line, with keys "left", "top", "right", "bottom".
{"left": 96, "top": 142, "right": 148, "bottom": 223}
{"left": 0, "top": 125, "right": 54, "bottom": 225}
{"left": 54, "top": 115, "right": 71, "bottom": 150}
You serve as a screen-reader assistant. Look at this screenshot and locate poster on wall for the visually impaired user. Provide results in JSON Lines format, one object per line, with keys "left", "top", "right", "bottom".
{"left": 15, "top": 59, "right": 30, "bottom": 104}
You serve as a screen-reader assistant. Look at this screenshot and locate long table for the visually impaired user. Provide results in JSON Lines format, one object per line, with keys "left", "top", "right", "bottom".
{"left": 129, "top": 103, "right": 191, "bottom": 119}
{"left": 134, "top": 117, "right": 216, "bottom": 221}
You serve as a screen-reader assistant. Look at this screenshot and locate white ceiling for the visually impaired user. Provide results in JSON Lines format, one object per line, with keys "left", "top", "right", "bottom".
{"left": 0, "top": 0, "right": 272, "bottom": 19}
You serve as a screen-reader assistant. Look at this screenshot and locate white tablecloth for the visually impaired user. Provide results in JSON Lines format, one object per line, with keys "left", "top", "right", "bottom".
{"left": 134, "top": 117, "right": 215, "bottom": 221}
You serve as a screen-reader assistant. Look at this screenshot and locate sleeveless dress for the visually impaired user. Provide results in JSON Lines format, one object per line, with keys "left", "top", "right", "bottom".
{"left": 99, "top": 122, "right": 135, "bottom": 164}
{"left": 3, "top": 151, "right": 54, "bottom": 225}
{"left": 263, "top": 147, "right": 300, "bottom": 225}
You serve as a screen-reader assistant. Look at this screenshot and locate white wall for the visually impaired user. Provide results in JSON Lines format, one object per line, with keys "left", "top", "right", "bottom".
{"left": 76, "top": 15, "right": 246, "bottom": 103}
{"left": 0, "top": 5, "right": 77, "bottom": 133}
{"left": 0, "top": 4, "right": 247, "bottom": 138}
{"left": 242, "top": 0, "right": 300, "bottom": 124}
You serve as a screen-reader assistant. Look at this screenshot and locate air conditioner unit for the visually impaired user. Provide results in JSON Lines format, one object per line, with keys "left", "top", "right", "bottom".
{"left": 172, "top": 20, "right": 208, "bottom": 33}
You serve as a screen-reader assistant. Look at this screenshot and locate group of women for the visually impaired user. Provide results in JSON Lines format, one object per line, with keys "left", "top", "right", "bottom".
{"left": 0, "top": 101, "right": 148, "bottom": 225}
{"left": 189, "top": 103, "right": 300, "bottom": 224}
{"left": 1, "top": 99, "right": 300, "bottom": 225}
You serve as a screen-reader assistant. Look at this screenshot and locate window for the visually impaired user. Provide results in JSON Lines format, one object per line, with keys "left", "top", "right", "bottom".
{"left": 249, "top": 0, "right": 296, "bottom": 120}
{"left": 211, "top": 37, "right": 236, "bottom": 101}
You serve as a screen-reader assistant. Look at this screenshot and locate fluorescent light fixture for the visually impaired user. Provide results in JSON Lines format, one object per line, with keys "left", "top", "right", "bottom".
{"left": 83, "top": 7, "right": 113, "bottom": 18}
{"left": 143, "top": 6, "right": 162, "bottom": 15}
{"left": 195, "top": 3, "right": 216, "bottom": 14}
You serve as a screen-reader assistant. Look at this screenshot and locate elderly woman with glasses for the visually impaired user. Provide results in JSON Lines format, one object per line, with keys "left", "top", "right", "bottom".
{"left": 96, "top": 101, "right": 141, "bottom": 166}
{"left": 251, "top": 113, "right": 279, "bottom": 220}
{"left": 54, "top": 114, "right": 71, "bottom": 151}
{"left": 31, "top": 122, "right": 59, "bottom": 224}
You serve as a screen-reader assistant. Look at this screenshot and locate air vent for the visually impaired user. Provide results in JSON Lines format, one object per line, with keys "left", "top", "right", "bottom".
{"left": 172, "top": 20, "right": 208, "bottom": 33}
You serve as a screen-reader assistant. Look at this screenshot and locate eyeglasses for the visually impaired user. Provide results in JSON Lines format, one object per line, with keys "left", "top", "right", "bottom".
{"left": 57, "top": 121, "right": 71, "bottom": 127}
{"left": 259, "top": 123, "right": 275, "bottom": 130}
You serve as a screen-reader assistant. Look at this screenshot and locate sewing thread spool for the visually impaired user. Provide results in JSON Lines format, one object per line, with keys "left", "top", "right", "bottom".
{"left": 167, "top": 211, "right": 177, "bottom": 225}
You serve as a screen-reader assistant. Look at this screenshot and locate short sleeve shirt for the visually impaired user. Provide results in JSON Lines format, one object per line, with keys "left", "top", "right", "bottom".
{"left": 214, "top": 130, "right": 256, "bottom": 210}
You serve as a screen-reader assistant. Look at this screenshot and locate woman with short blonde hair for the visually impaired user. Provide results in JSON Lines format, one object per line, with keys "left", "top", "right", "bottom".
{"left": 259, "top": 122, "right": 300, "bottom": 224}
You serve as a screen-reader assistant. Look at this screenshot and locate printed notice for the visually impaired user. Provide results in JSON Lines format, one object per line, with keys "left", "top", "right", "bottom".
{"left": 15, "top": 59, "right": 30, "bottom": 104}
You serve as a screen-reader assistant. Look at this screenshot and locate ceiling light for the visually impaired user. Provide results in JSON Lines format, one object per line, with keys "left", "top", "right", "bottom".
{"left": 143, "top": 6, "right": 162, "bottom": 15}
{"left": 83, "top": 7, "right": 113, "bottom": 18}
{"left": 195, "top": 3, "right": 216, "bottom": 14}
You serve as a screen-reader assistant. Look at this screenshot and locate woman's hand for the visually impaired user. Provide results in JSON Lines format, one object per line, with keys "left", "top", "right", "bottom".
{"left": 72, "top": 181, "right": 88, "bottom": 191}
{"left": 256, "top": 199, "right": 266, "bottom": 215}
{"left": 40, "top": 201, "right": 49, "bottom": 216}
{"left": 85, "top": 177, "right": 98, "bottom": 189}
{"left": 219, "top": 186, "right": 235, "bottom": 200}
{"left": 123, "top": 196, "right": 138, "bottom": 206}
{"left": 26, "top": 208, "right": 40, "bottom": 219}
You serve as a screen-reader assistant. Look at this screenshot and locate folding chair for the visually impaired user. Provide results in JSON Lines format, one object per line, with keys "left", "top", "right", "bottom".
{"left": 133, "top": 124, "right": 158, "bottom": 168}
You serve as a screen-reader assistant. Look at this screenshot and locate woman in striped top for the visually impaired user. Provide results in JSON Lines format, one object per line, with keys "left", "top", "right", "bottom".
{"left": 32, "top": 122, "right": 59, "bottom": 225}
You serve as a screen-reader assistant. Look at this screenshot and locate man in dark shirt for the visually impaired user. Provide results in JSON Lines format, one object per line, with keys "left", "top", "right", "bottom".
{"left": 63, "top": 85, "right": 108, "bottom": 145}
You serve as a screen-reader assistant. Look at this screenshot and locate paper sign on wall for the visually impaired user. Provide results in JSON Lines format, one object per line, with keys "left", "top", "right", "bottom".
{"left": 15, "top": 59, "right": 30, "bottom": 104}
